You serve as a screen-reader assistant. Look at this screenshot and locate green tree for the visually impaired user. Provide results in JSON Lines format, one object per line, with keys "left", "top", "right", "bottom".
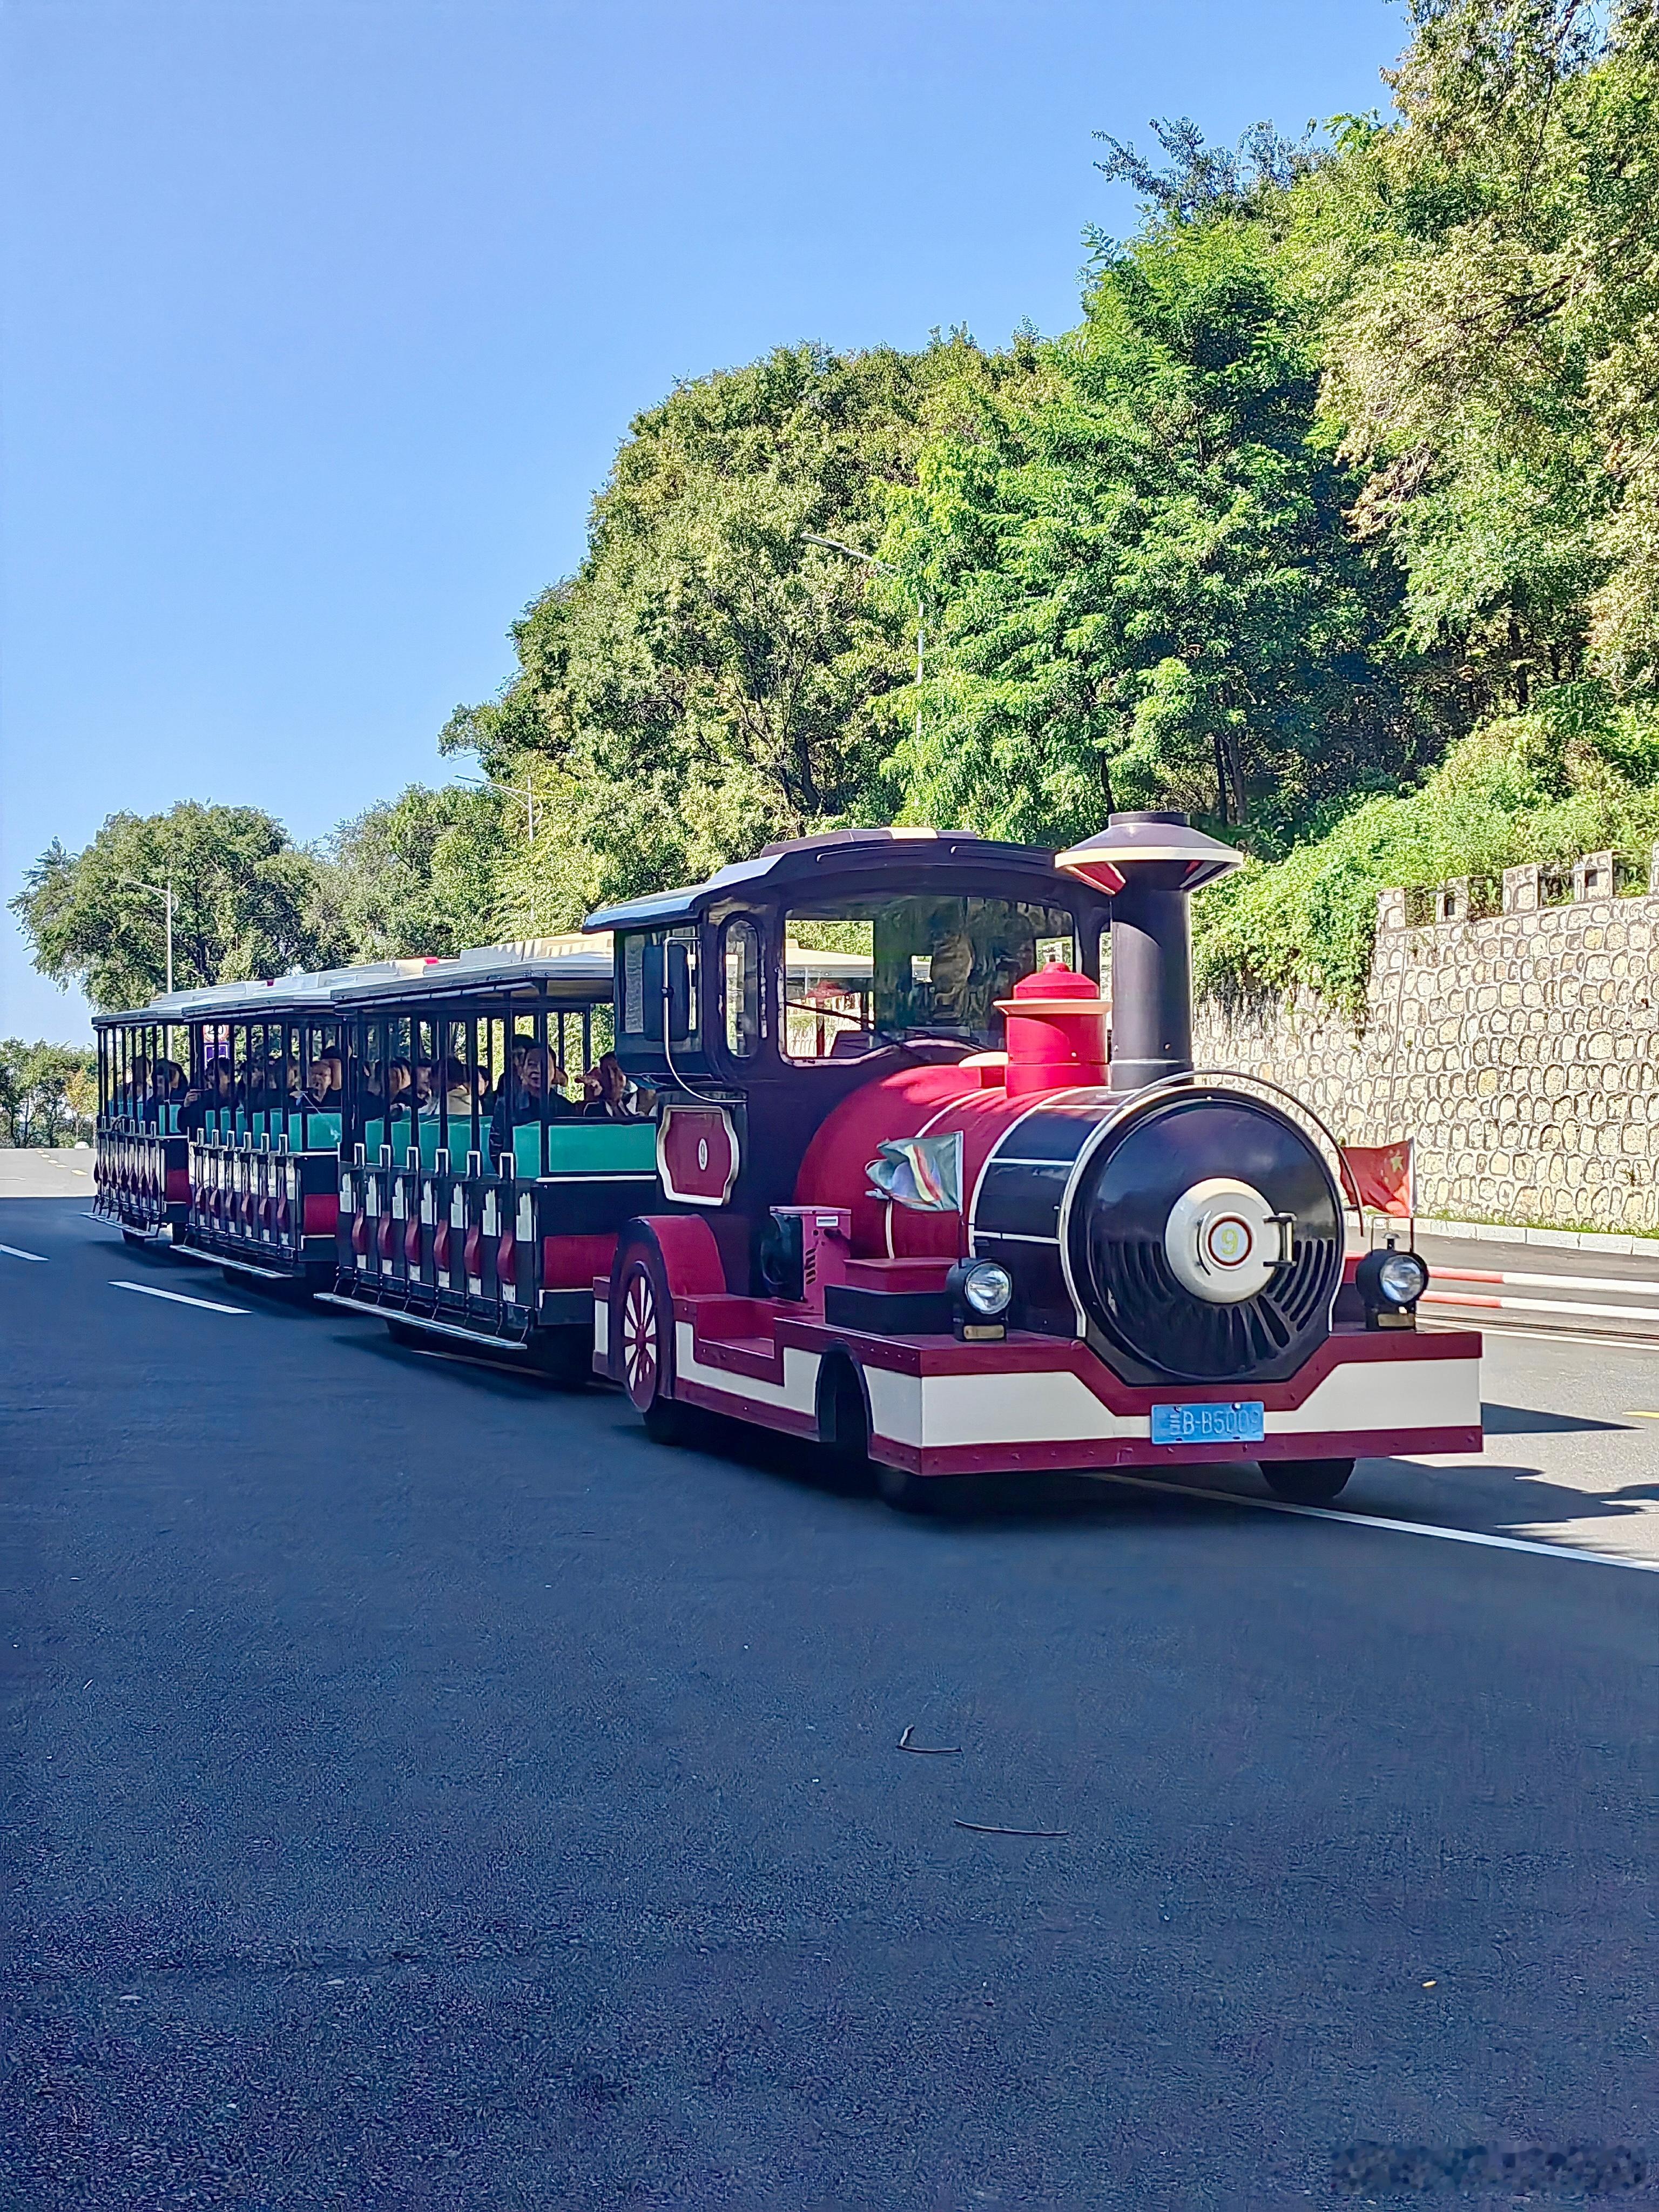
{"left": 0, "top": 1040, "right": 97, "bottom": 1147}
{"left": 10, "top": 802, "right": 350, "bottom": 1013}
{"left": 326, "top": 784, "right": 500, "bottom": 957}
{"left": 1311, "top": 0, "right": 1659, "bottom": 700}
{"left": 443, "top": 336, "right": 1020, "bottom": 919}
{"left": 883, "top": 212, "right": 1448, "bottom": 854}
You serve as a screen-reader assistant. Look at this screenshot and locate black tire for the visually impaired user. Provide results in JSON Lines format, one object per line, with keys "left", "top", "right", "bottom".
{"left": 875, "top": 1462, "right": 943, "bottom": 1515}
{"left": 385, "top": 1319, "right": 425, "bottom": 1350}
{"left": 529, "top": 1325, "right": 591, "bottom": 1390}
{"left": 1263, "top": 1457, "right": 1354, "bottom": 1505}
{"left": 617, "top": 1245, "right": 695, "bottom": 1446}
{"left": 121, "top": 1228, "right": 151, "bottom": 1249}
{"left": 818, "top": 1357, "right": 876, "bottom": 1493}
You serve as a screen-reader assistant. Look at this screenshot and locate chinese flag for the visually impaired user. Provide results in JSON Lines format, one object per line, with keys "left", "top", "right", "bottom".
{"left": 1341, "top": 1141, "right": 1415, "bottom": 1217}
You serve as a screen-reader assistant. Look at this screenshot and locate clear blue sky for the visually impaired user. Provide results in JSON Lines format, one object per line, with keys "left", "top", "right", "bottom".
{"left": 1, "top": 0, "right": 1406, "bottom": 1042}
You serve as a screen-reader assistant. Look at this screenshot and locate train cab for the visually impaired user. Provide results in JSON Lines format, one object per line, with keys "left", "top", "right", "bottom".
{"left": 584, "top": 819, "right": 1483, "bottom": 1508}
{"left": 319, "top": 936, "right": 663, "bottom": 1375}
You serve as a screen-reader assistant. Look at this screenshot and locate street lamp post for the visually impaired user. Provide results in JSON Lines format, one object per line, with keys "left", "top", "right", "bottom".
{"left": 461, "top": 772, "right": 538, "bottom": 844}
{"left": 461, "top": 773, "right": 541, "bottom": 933}
{"left": 126, "top": 876, "right": 175, "bottom": 995}
{"left": 801, "top": 534, "right": 925, "bottom": 741}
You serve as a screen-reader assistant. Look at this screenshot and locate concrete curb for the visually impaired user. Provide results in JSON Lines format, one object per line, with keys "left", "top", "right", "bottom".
{"left": 1420, "top": 1216, "right": 1659, "bottom": 1258}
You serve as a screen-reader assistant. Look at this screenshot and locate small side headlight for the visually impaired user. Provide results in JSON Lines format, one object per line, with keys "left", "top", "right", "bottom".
{"left": 946, "top": 1258, "right": 1013, "bottom": 1339}
{"left": 1354, "top": 1245, "right": 1428, "bottom": 1328}
{"left": 961, "top": 1262, "right": 1013, "bottom": 1317}
{"left": 1377, "top": 1250, "right": 1428, "bottom": 1306}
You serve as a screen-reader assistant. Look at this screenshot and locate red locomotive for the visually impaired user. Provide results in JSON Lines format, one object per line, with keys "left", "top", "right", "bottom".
{"left": 588, "top": 813, "right": 1482, "bottom": 1509}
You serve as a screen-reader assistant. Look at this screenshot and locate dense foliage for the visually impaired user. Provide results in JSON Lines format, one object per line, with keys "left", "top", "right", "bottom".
{"left": 326, "top": 784, "right": 500, "bottom": 959}
{"left": 440, "top": 336, "right": 1028, "bottom": 919}
{"left": 0, "top": 1040, "right": 95, "bottom": 1147}
{"left": 880, "top": 215, "right": 1452, "bottom": 853}
{"left": 10, "top": 804, "right": 350, "bottom": 1013}
{"left": 19, "top": 1, "right": 1659, "bottom": 1024}
{"left": 1196, "top": 685, "right": 1659, "bottom": 1015}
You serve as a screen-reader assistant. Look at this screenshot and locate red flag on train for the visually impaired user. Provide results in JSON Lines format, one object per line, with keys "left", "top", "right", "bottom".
{"left": 1342, "top": 1140, "right": 1415, "bottom": 1218}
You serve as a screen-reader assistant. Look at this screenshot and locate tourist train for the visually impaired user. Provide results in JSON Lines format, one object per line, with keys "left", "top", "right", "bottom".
{"left": 93, "top": 814, "right": 1480, "bottom": 1507}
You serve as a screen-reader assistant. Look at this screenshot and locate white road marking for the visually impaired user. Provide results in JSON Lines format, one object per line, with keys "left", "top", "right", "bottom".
{"left": 1086, "top": 1470, "right": 1659, "bottom": 1573}
{"left": 110, "top": 1280, "right": 247, "bottom": 1315}
{"left": 0, "top": 1242, "right": 48, "bottom": 1262}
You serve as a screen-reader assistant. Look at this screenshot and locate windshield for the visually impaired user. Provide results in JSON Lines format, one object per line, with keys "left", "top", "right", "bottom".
{"left": 783, "top": 895, "right": 1075, "bottom": 1062}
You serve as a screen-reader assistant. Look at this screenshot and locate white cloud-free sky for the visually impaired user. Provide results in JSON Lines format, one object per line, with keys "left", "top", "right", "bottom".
{"left": 1, "top": 0, "right": 1406, "bottom": 1040}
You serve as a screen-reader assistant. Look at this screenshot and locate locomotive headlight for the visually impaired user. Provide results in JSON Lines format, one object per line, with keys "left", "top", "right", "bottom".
{"left": 1354, "top": 1245, "right": 1428, "bottom": 1327}
{"left": 947, "top": 1259, "right": 1013, "bottom": 1340}
{"left": 959, "top": 1260, "right": 1013, "bottom": 1317}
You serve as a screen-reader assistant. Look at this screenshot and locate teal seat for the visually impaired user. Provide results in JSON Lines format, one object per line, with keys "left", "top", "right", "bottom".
{"left": 542, "top": 1121, "right": 658, "bottom": 1175}
{"left": 364, "top": 1117, "right": 386, "bottom": 1158}
{"left": 512, "top": 1123, "right": 543, "bottom": 1178}
{"left": 296, "top": 1111, "right": 341, "bottom": 1151}
{"left": 416, "top": 1121, "right": 443, "bottom": 1170}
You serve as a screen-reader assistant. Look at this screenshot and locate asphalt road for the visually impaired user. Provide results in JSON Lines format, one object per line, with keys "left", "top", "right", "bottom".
{"left": 3, "top": 1198, "right": 1656, "bottom": 2211}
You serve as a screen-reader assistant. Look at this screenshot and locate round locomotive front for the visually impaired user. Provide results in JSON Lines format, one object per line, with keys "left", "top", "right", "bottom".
{"left": 972, "top": 1085, "right": 1345, "bottom": 1386}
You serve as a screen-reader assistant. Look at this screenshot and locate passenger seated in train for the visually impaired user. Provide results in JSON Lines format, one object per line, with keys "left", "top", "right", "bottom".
{"left": 431, "top": 1057, "right": 490, "bottom": 1122}
{"left": 487, "top": 1042, "right": 571, "bottom": 1161}
{"left": 580, "top": 1052, "right": 651, "bottom": 1122}
{"left": 115, "top": 1055, "right": 152, "bottom": 1117}
{"left": 148, "top": 1060, "right": 187, "bottom": 1124}
{"left": 178, "top": 1057, "right": 233, "bottom": 1136}
{"left": 298, "top": 1051, "right": 344, "bottom": 1112}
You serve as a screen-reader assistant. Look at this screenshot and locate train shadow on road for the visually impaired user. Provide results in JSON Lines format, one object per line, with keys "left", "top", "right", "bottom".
{"left": 1481, "top": 1400, "right": 1627, "bottom": 1434}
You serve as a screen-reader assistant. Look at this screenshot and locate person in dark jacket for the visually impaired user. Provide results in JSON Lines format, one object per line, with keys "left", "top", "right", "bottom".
{"left": 488, "top": 1044, "right": 572, "bottom": 1163}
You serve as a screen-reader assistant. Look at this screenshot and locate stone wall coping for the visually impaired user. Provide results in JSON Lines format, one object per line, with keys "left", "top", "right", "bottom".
{"left": 1418, "top": 1216, "right": 1659, "bottom": 1257}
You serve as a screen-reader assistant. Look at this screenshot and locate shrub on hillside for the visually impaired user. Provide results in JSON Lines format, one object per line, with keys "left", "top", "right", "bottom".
{"left": 1193, "top": 686, "right": 1659, "bottom": 1022}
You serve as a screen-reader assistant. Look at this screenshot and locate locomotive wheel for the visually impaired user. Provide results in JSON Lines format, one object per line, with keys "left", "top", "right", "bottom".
{"left": 875, "top": 1464, "right": 941, "bottom": 1515}
{"left": 1263, "top": 1457, "right": 1355, "bottom": 1505}
{"left": 617, "top": 1248, "right": 693, "bottom": 1446}
{"left": 818, "top": 1358, "right": 873, "bottom": 1491}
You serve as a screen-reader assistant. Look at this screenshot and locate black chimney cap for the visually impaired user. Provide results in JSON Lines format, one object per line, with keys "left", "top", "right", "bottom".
{"left": 1054, "top": 812, "right": 1244, "bottom": 895}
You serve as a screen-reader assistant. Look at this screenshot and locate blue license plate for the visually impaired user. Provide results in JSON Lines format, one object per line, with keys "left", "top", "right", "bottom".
{"left": 1150, "top": 1400, "right": 1266, "bottom": 1446}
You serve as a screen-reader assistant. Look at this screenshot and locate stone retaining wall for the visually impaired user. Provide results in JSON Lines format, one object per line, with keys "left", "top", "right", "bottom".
{"left": 1191, "top": 857, "right": 1659, "bottom": 1233}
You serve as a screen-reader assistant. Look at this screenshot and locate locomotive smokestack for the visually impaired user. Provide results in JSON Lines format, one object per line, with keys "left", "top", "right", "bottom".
{"left": 1053, "top": 810, "right": 1244, "bottom": 1094}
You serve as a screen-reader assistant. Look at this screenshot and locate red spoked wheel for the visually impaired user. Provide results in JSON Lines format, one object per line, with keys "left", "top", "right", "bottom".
{"left": 616, "top": 1245, "right": 693, "bottom": 1446}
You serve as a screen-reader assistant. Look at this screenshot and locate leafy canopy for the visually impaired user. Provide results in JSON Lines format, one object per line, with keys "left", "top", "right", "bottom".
{"left": 881, "top": 213, "right": 1448, "bottom": 854}
{"left": 10, "top": 803, "right": 349, "bottom": 1013}
{"left": 0, "top": 1040, "right": 96, "bottom": 1147}
{"left": 442, "top": 338, "right": 1020, "bottom": 922}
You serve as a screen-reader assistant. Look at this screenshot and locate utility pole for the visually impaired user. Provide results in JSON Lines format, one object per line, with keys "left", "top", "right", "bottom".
{"left": 126, "top": 875, "right": 175, "bottom": 994}
{"left": 460, "top": 773, "right": 541, "bottom": 933}
{"left": 802, "top": 533, "right": 926, "bottom": 741}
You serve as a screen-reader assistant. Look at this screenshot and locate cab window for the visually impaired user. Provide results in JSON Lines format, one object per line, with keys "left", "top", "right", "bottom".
{"left": 782, "top": 895, "right": 1075, "bottom": 1063}
{"left": 723, "top": 917, "right": 763, "bottom": 1059}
